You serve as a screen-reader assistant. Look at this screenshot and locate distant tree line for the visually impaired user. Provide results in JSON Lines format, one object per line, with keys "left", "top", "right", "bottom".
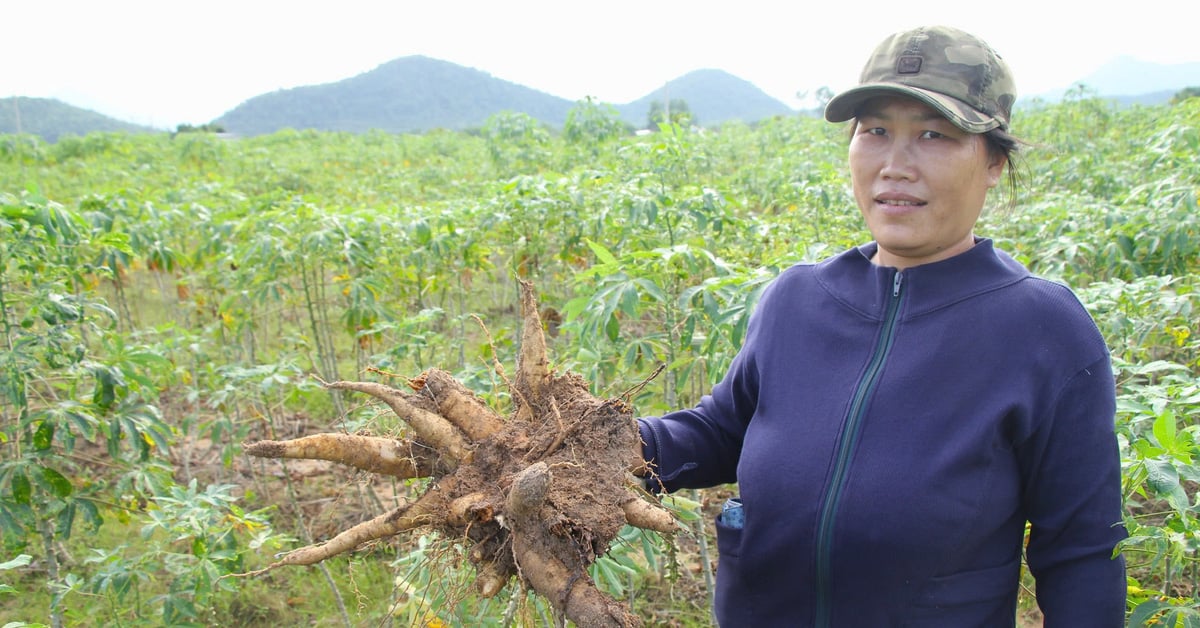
{"left": 172, "top": 123, "right": 226, "bottom": 137}
{"left": 1172, "top": 86, "right": 1200, "bottom": 104}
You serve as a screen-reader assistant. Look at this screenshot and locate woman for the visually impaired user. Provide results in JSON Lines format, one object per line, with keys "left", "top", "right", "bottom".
{"left": 637, "top": 25, "right": 1127, "bottom": 626}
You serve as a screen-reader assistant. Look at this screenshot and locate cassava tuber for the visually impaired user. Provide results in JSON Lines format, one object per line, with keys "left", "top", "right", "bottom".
{"left": 240, "top": 280, "right": 678, "bottom": 627}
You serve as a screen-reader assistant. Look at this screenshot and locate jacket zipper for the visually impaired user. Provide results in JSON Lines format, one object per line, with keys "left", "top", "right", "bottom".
{"left": 813, "top": 270, "right": 904, "bottom": 627}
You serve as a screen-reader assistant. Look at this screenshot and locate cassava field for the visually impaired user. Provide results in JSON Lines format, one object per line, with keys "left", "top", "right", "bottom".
{"left": 1, "top": 93, "right": 1198, "bottom": 627}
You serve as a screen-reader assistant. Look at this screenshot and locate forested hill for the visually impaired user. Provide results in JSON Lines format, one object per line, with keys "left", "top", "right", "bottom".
{"left": 5, "top": 53, "right": 1200, "bottom": 142}
{"left": 617, "top": 69, "right": 795, "bottom": 127}
{"left": 214, "top": 56, "right": 578, "bottom": 136}
{"left": 0, "top": 97, "right": 156, "bottom": 142}
{"left": 215, "top": 57, "right": 797, "bottom": 136}
{"left": 2, "top": 59, "right": 799, "bottom": 141}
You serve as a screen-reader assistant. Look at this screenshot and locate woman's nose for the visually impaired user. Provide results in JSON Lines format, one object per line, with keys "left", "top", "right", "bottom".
{"left": 879, "top": 140, "right": 917, "bottom": 181}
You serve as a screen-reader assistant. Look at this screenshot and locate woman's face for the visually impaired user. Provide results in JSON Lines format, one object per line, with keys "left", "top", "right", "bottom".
{"left": 848, "top": 96, "right": 1006, "bottom": 270}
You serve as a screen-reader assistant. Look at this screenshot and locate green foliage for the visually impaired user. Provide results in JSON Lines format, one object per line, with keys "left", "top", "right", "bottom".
{"left": 0, "top": 192, "right": 298, "bottom": 627}
{"left": 79, "top": 480, "right": 288, "bottom": 625}
{"left": 1, "top": 553, "right": 32, "bottom": 594}
{"left": 564, "top": 97, "right": 628, "bottom": 146}
{"left": 0, "top": 192, "right": 177, "bottom": 626}
{"left": 482, "top": 111, "right": 552, "bottom": 176}
{"left": 0, "top": 134, "right": 48, "bottom": 165}
{"left": 647, "top": 99, "right": 696, "bottom": 131}
{"left": 0, "top": 553, "right": 49, "bottom": 628}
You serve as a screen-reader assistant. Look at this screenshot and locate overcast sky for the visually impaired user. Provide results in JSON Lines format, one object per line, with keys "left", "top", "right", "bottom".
{"left": 4, "top": 0, "right": 1198, "bottom": 129}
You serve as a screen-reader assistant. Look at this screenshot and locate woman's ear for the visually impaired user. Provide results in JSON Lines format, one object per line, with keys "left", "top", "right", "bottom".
{"left": 986, "top": 153, "right": 1007, "bottom": 189}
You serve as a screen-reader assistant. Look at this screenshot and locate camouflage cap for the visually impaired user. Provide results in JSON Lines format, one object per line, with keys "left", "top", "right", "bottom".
{"left": 824, "top": 25, "right": 1017, "bottom": 133}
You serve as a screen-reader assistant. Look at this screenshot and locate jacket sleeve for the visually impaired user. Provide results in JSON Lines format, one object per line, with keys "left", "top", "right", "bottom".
{"left": 636, "top": 278, "right": 775, "bottom": 493}
{"left": 1018, "top": 354, "right": 1127, "bottom": 626}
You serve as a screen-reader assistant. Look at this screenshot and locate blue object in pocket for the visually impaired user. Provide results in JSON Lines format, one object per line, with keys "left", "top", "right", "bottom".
{"left": 721, "top": 498, "right": 744, "bottom": 529}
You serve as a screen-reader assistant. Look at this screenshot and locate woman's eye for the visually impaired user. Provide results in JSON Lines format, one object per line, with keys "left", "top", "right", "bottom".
{"left": 867, "top": 127, "right": 887, "bottom": 136}
{"left": 920, "top": 130, "right": 942, "bottom": 139}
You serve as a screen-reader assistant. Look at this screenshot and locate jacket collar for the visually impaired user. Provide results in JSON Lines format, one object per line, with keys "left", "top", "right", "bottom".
{"left": 815, "top": 238, "right": 1030, "bottom": 320}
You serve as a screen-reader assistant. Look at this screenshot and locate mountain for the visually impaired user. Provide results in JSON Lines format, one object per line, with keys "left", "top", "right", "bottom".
{"left": 215, "top": 56, "right": 577, "bottom": 135}
{"left": 618, "top": 69, "right": 795, "bottom": 127}
{"left": 0, "top": 97, "right": 157, "bottom": 142}
{"left": 1030, "top": 57, "right": 1200, "bottom": 105}
{"left": 14, "top": 55, "right": 1195, "bottom": 142}
{"left": 1080, "top": 56, "right": 1200, "bottom": 97}
{"left": 215, "top": 59, "right": 794, "bottom": 136}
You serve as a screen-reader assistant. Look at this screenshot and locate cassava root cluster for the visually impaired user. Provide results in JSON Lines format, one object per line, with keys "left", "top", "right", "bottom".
{"left": 240, "top": 281, "right": 677, "bottom": 627}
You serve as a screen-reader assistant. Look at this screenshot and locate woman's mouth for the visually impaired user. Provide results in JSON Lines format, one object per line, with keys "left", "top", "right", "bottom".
{"left": 878, "top": 195, "right": 921, "bottom": 207}
{"left": 875, "top": 197, "right": 927, "bottom": 210}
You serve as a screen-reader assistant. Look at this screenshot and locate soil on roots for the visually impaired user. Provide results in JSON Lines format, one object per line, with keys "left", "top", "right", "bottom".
{"left": 240, "top": 281, "right": 673, "bottom": 628}
{"left": 460, "top": 370, "right": 639, "bottom": 565}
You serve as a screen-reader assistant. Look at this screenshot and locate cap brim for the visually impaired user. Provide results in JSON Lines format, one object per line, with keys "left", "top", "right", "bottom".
{"left": 824, "top": 84, "right": 1002, "bottom": 134}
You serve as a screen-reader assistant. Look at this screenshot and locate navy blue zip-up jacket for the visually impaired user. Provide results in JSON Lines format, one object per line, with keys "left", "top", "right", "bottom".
{"left": 638, "top": 240, "right": 1126, "bottom": 627}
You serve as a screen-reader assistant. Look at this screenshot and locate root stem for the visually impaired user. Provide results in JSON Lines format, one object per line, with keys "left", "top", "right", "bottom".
{"left": 244, "top": 433, "right": 437, "bottom": 478}
{"left": 324, "top": 380, "right": 471, "bottom": 466}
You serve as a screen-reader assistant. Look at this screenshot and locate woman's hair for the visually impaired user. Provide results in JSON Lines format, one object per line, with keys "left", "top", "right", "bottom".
{"left": 983, "top": 126, "right": 1025, "bottom": 211}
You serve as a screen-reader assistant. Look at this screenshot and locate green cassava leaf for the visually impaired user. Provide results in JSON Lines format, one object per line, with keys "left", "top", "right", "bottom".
{"left": 10, "top": 471, "right": 31, "bottom": 505}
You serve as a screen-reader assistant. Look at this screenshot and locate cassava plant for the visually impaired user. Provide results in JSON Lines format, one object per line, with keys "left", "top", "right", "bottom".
{"left": 0, "top": 192, "right": 173, "bottom": 628}
{"left": 238, "top": 281, "right": 678, "bottom": 627}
